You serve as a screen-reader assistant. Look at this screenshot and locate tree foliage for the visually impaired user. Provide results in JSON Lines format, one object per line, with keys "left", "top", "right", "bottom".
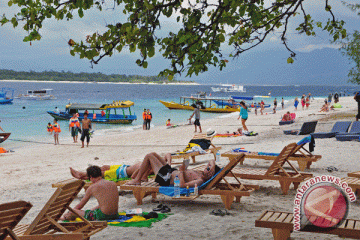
{"left": 340, "top": 1, "right": 360, "bottom": 84}
{"left": 1, "top": 0, "right": 347, "bottom": 79}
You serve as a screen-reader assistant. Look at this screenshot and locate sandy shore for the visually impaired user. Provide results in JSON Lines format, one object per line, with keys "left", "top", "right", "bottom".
{"left": 1, "top": 96, "right": 360, "bottom": 239}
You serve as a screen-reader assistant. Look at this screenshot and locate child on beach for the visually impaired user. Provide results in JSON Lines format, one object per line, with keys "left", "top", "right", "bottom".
{"left": 52, "top": 119, "right": 61, "bottom": 145}
{"left": 294, "top": 97, "right": 299, "bottom": 110}
{"left": 47, "top": 122, "right": 53, "bottom": 134}
{"left": 166, "top": 119, "right": 172, "bottom": 126}
{"left": 238, "top": 101, "right": 249, "bottom": 133}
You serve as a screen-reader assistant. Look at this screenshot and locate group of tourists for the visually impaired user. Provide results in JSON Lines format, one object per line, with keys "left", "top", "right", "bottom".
{"left": 142, "top": 109, "right": 152, "bottom": 130}
{"left": 294, "top": 93, "right": 311, "bottom": 111}
{"left": 47, "top": 110, "right": 92, "bottom": 148}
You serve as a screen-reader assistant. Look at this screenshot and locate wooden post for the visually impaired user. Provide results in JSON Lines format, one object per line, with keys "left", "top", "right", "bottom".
{"left": 271, "top": 228, "right": 291, "bottom": 240}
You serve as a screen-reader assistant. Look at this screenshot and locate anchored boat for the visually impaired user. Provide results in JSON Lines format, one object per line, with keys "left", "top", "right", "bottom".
{"left": 18, "top": 89, "right": 56, "bottom": 100}
{"left": 0, "top": 88, "right": 14, "bottom": 104}
{"left": 0, "top": 133, "right": 11, "bottom": 144}
{"left": 47, "top": 101, "right": 137, "bottom": 124}
{"left": 160, "top": 97, "right": 240, "bottom": 113}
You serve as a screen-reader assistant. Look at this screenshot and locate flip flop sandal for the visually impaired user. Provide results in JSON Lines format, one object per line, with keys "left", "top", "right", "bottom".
{"left": 210, "top": 209, "right": 225, "bottom": 216}
{"left": 161, "top": 205, "right": 171, "bottom": 213}
{"left": 153, "top": 204, "right": 164, "bottom": 212}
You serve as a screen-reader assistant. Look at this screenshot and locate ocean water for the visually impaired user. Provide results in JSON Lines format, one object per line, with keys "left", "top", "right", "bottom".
{"left": 0, "top": 81, "right": 359, "bottom": 149}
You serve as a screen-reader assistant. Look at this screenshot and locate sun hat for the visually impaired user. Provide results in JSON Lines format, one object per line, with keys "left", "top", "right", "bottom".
{"left": 206, "top": 128, "right": 216, "bottom": 137}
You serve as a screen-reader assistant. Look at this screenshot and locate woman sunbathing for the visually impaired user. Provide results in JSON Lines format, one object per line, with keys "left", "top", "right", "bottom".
{"left": 281, "top": 111, "right": 293, "bottom": 121}
{"left": 126, "top": 152, "right": 220, "bottom": 188}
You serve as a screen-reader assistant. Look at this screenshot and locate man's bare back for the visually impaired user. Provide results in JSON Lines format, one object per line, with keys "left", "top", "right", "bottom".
{"left": 88, "top": 179, "right": 118, "bottom": 215}
{"left": 82, "top": 118, "right": 91, "bottom": 129}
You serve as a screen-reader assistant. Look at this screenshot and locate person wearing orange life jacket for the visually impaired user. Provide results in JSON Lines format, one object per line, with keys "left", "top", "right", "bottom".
{"left": 69, "top": 113, "right": 80, "bottom": 143}
{"left": 47, "top": 122, "right": 53, "bottom": 134}
{"left": 145, "top": 109, "right": 152, "bottom": 130}
{"left": 142, "top": 109, "right": 147, "bottom": 130}
{"left": 52, "top": 119, "right": 61, "bottom": 145}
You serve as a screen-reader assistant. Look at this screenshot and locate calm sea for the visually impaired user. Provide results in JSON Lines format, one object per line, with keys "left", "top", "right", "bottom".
{"left": 0, "top": 81, "right": 359, "bottom": 149}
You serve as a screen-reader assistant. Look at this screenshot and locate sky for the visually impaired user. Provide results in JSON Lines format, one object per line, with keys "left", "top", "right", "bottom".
{"left": 0, "top": 0, "right": 359, "bottom": 85}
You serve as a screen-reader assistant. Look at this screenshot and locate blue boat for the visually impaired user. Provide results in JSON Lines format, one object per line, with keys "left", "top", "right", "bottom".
{"left": 47, "top": 101, "right": 137, "bottom": 124}
{"left": 0, "top": 88, "right": 14, "bottom": 104}
{"left": 214, "top": 100, "right": 271, "bottom": 108}
{"left": 231, "top": 96, "right": 254, "bottom": 101}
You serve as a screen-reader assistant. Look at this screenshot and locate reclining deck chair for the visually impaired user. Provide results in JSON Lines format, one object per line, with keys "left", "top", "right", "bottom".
{"left": 311, "top": 121, "right": 351, "bottom": 138}
{"left": 12, "top": 179, "right": 107, "bottom": 240}
{"left": 0, "top": 201, "right": 32, "bottom": 240}
{"left": 336, "top": 121, "right": 360, "bottom": 141}
{"left": 120, "top": 154, "right": 258, "bottom": 210}
{"left": 196, "top": 143, "right": 313, "bottom": 194}
{"left": 221, "top": 137, "right": 321, "bottom": 171}
{"left": 255, "top": 210, "right": 360, "bottom": 240}
{"left": 171, "top": 133, "right": 221, "bottom": 164}
{"left": 283, "top": 121, "right": 318, "bottom": 135}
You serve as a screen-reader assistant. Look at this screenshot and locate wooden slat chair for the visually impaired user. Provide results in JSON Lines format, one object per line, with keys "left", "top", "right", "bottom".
{"left": 222, "top": 140, "right": 321, "bottom": 171}
{"left": 195, "top": 143, "right": 313, "bottom": 194}
{"left": 255, "top": 210, "right": 360, "bottom": 240}
{"left": 341, "top": 177, "right": 360, "bottom": 196}
{"left": 171, "top": 133, "right": 221, "bottom": 164}
{"left": 120, "top": 154, "right": 259, "bottom": 210}
{"left": 11, "top": 179, "right": 106, "bottom": 240}
{"left": 0, "top": 201, "right": 32, "bottom": 240}
{"left": 348, "top": 171, "right": 360, "bottom": 178}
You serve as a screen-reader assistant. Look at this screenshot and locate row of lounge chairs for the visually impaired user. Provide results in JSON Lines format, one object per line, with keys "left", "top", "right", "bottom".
{"left": 310, "top": 121, "right": 360, "bottom": 141}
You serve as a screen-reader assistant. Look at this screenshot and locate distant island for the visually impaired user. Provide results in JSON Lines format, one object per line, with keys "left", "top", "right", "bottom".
{"left": 0, "top": 69, "right": 195, "bottom": 84}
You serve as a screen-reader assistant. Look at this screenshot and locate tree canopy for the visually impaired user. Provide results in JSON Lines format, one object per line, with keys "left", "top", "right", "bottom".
{"left": 340, "top": 1, "right": 360, "bottom": 84}
{"left": 1, "top": 0, "right": 347, "bottom": 79}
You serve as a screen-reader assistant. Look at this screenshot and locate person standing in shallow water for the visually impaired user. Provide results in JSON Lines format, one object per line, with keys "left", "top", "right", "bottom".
{"left": 238, "top": 101, "right": 249, "bottom": 133}
{"left": 189, "top": 104, "right": 202, "bottom": 133}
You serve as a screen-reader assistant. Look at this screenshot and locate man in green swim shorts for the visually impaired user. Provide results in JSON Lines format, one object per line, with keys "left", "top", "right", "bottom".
{"left": 61, "top": 166, "right": 119, "bottom": 221}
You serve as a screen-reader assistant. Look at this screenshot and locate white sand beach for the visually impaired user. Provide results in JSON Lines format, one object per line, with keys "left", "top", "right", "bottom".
{"left": 1, "top": 96, "right": 360, "bottom": 239}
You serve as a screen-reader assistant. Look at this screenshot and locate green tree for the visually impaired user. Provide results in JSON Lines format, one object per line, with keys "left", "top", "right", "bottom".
{"left": 1, "top": 0, "right": 347, "bottom": 79}
{"left": 340, "top": 1, "right": 360, "bottom": 84}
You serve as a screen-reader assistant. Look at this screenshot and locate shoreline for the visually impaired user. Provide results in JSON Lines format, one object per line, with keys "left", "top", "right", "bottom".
{"left": 1, "top": 96, "right": 359, "bottom": 239}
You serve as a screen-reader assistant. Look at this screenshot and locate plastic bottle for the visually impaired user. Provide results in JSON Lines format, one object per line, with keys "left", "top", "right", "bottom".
{"left": 194, "top": 183, "right": 198, "bottom": 196}
{"left": 216, "top": 150, "right": 221, "bottom": 162}
{"left": 186, "top": 186, "right": 190, "bottom": 197}
{"left": 174, "top": 175, "right": 180, "bottom": 198}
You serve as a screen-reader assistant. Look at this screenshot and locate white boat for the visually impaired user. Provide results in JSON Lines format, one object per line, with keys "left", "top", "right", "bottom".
{"left": 211, "top": 84, "right": 246, "bottom": 93}
{"left": 19, "top": 89, "right": 56, "bottom": 100}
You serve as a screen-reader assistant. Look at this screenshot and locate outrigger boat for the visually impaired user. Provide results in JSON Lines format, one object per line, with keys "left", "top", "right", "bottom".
{"left": 160, "top": 96, "right": 240, "bottom": 113}
{"left": 47, "top": 101, "right": 137, "bottom": 124}
{"left": 0, "top": 88, "right": 14, "bottom": 104}
{"left": 0, "top": 133, "right": 11, "bottom": 144}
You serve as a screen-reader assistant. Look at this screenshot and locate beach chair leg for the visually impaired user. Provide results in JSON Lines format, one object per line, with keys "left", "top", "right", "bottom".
{"left": 279, "top": 180, "right": 291, "bottom": 195}
{"left": 293, "top": 182, "right": 300, "bottom": 190}
{"left": 306, "top": 162, "right": 312, "bottom": 169}
{"left": 220, "top": 195, "right": 234, "bottom": 210}
{"left": 297, "top": 161, "right": 306, "bottom": 171}
{"left": 191, "top": 156, "right": 196, "bottom": 164}
{"left": 271, "top": 228, "right": 291, "bottom": 240}
{"left": 133, "top": 189, "right": 145, "bottom": 205}
{"left": 151, "top": 192, "right": 157, "bottom": 200}
{"left": 235, "top": 196, "right": 241, "bottom": 203}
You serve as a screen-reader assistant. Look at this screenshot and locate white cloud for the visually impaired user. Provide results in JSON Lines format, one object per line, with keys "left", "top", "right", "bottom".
{"left": 296, "top": 44, "right": 341, "bottom": 52}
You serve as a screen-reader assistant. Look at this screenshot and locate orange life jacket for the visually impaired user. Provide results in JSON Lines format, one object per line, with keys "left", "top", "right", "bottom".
{"left": 47, "top": 125, "right": 53, "bottom": 132}
{"left": 142, "top": 112, "right": 147, "bottom": 120}
{"left": 146, "top": 112, "right": 152, "bottom": 120}
{"left": 53, "top": 123, "right": 61, "bottom": 133}
{"left": 69, "top": 118, "right": 80, "bottom": 128}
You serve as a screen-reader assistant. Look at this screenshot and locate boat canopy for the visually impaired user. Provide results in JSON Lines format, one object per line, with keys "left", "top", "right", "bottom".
{"left": 66, "top": 101, "right": 134, "bottom": 110}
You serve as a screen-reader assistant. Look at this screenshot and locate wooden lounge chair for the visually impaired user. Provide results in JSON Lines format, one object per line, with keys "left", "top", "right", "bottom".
{"left": 170, "top": 133, "right": 221, "bottom": 164}
{"left": 12, "top": 179, "right": 107, "bottom": 240}
{"left": 196, "top": 143, "right": 313, "bottom": 194}
{"left": 255, "top": 210, "right": 360, "bottom": 240}
{"left": 221, "top": 139, "right": 321, "bottom": 171}
{"left": 348, "top": 171, "right": 360, "bottom": 178}
{"left": 341, "top": 177, "right": 360, "bottom": 196}
{"left": 0, "top": 201, "right": 32, "bottom": 240}
{"left": 120, "top": 154, "right": 258, "bottom": 210}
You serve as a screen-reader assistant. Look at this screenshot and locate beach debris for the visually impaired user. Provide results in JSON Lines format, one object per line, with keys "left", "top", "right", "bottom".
{"left": 325, "top": 166, "right": 338, "bottom": 172}
{"left": 94, "top": 157, "right": 99, "bottom": 160}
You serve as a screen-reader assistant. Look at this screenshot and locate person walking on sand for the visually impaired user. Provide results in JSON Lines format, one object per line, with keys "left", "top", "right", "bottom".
{"left": 273, "top": 98, "right": 277, "bottom": 114}
{"left": 52, "top": 119, "right": 61, "bottom": 145}
{"left": 238, "top": 101, "right": 249, "bottom": 133}
{"left": 301, "top": 96, "right": 305, "bottom": 110}
{"left": 81, "top": 113, "right": 92, "bottom": 148}
{"left": 281, "top": 98, "right": 284, "bottom": 109}
{"left": 355, "top": 91, "right": 360, "bottom": 121}
{"left": 294, "top": 97, "right": 299, "bottom": 111}
{"left": 60, "top": 165, "right": 119, "bottom": 221}
{"left": 260, "top": 101, "right": 264, "bottom": 115}
{"left": 142, "top": 109, "right": 147, "bottom": 130}
{"left": 146, "top": 109, "right": 152, "bottom": 130}
{"left": 189, "top": 104, "right": 202, "bottom": 133}
{"left": 0, "top": 120, "right": 4, "bottom": 132}
{"left": 305, "top": 96, "right": 310, "bottom": 110}
{"left": 69, "top": 113, "right": 80, "bottom": 143}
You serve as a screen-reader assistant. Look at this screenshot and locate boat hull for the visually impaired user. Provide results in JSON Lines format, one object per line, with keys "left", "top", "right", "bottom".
{"left": 47, "top": 112, "right": 136, "bottom": 124}
{"left": 0, "top": 99, "right": 13, "bottom": 104}
{"left": 20, "top": 95, "right": 55, "bottom": 100}
{"left": 159, "top": 100, "right": 239, "bottom": 113}
{"left": 0, "top": 133, "right": 11, "bottom": 143}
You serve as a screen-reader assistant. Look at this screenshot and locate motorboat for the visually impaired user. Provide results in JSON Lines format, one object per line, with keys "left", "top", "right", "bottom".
{"left": 0, "top": 88, "right": 14, "bottom": 104}
{"left": 19, "top": 89, "right": 56, "bottom": 100}
{"left": 211, "top": 84, "right": 246, "bottom": 93}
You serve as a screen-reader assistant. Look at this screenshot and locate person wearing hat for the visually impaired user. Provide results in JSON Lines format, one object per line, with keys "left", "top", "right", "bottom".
{"left": 189, "top": 104, "right": 202, "bottom": 133}
{"left": 142, "top": 109, "right": 147, "bottom": 130}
